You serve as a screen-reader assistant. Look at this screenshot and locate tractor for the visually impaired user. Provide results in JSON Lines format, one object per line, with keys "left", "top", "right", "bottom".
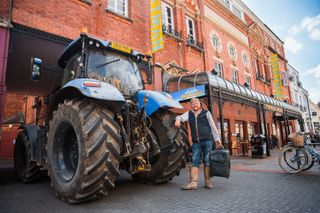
{"left": 13, "top": 32, "right": 187, "bottom": 203}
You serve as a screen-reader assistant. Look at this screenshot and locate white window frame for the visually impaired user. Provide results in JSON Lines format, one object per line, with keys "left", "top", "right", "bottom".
{"left": 214, "top": 61, "right": 223, "bottom": 77}
{"left": 245, "top": 75, "right": 251, "bottom": 88}
{"left": 232, "top": 69, "right": 238, "bottom": 84}
{"left": 242, "top": 52, "right": 249, "bottom": 67}
{"left": 108, "top": 0, "right": 128, "bottom": 17}
{"left": 220, "top": 0, "right": 230, "bottom": 9}
{"left": 282, "top": 71, "right": 288, "bottom": 86}
{"left": 232, "top": 4, "right": 242, "bottom": 20}
{"left": 228, "top": 43, "right": 237, "bottom": 60}
{"left": 161, "top": 2, "right": 175, "bottom": 31}
{"left": 212, "top": 34, "right": 220, "bottom": 49}
{"left": 186, "top": 16, "right": 196, "bottom": 41}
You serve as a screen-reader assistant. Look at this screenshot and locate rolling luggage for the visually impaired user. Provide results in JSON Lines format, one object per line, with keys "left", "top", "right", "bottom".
{"left": 209, "top": 148, "right": 230, "bottom": 178}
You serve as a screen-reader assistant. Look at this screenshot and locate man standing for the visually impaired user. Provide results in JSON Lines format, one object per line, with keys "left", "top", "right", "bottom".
{"left": 175, "top": 98, "right": 222, "bottom": 190}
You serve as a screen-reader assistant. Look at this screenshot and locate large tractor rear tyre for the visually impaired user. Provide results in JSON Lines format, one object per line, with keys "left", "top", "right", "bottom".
{"left": 133, "top": 111, "right": 187, "bottom": 184}
{"left": 14, "top": 131, "right": 41, "bottom": 183}
{"left": 47, "top": 100, "right": 122, "bottom": 204}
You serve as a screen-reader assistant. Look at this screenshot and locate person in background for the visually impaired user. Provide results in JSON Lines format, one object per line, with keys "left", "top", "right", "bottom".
{"left": 175, "top": 98, "right": 222, "bottom": 190}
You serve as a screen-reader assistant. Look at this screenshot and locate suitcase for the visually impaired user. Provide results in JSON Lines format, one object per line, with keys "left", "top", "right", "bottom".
{"left": 209, "top": 148, "right": 231, "bottom": 178}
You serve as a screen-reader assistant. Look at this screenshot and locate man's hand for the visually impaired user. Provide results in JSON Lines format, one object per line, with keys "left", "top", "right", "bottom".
{"left": 215, "top": 140, "right": 223, "bottom": 149}
{"left": 175, "top": 119, "right": 181, "bottom": 128}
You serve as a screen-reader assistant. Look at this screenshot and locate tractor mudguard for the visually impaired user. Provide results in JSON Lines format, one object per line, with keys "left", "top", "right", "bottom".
{"left": 62, "top": 78, "right": 125, "bottom": 102}
{"left": 23, "top": 125, "right": 40, "bottom": 161}
{"left": 136, "top": 90, "right": 183, "bottom": 116}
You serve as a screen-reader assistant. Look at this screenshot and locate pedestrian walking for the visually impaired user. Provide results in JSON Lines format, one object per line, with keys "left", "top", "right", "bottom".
{"left": 175, "top": 98, "right": 222, "bottom": 190}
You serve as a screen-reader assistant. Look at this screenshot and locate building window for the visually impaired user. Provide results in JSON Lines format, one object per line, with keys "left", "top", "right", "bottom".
{"left": 245, "top": 75, "right": 251, "bottom": 88}
{"left": 232, "top": 69, "right": 238, "bottom": 84}
{"left": 232, "top": 4, "right": 242, "bottom": 19}
{"left": 242, "top": 52, "right": 249, "bottom": 67}
{"left": 212, "top": 34, "right": 220, "bottom": 49}
{"left": 161, "top": 2, "right": 175, "bottom": 31}
{"left": 108, "top": 0, "right": 128, "bottom": 17}
{"left": 254, "top": 58, "right": 259, "bottom": 74}
{"left": 214, "top": 61, "right": 223, "bottom": 77}
{"left": 220, "top": 0, "right": 230, "bottom": 9}
{"left": 264, "top": 64, "right": 271, "bottom": 81}
{"left": 228, "top": 43, "right": 237, "bottom": 60}
{"left": 186, "top": 16, "right": 196, "bottom": 41}
{"left": 235, "top": 122, "right": 244, "bottom": 142}
{"left": 282, "top": 72, "right": 288, "bottom": 85}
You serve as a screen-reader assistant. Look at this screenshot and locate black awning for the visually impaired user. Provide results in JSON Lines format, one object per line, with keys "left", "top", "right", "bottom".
{"left": 166, "top": 71, "right": 301, "bottom": 115}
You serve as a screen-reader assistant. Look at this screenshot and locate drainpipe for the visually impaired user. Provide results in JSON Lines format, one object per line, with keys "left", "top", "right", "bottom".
{"left": 306, "top": 94, "right": 313, "bottom": 132}
{"left": 0, "top": 0, "right": 13, "bottom": 127}
{"left": 0, "top": 33, "right": 10, "bottom": 126}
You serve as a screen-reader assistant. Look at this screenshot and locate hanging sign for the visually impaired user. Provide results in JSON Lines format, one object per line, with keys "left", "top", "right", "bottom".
{"left": 270, "top": 54, "right": 284, "bottom": 100}
{"left": 150, "top": 0, "right": 164, "bottom": 53}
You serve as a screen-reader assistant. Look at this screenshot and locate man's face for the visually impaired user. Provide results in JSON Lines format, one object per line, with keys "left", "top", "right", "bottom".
{"left": 191, "top": 99, "right": 201, "bottom": 111}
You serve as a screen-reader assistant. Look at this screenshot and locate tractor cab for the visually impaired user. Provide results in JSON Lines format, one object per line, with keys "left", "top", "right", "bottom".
{"left": 56, "top": 33, "right": 151, "bottom": 98}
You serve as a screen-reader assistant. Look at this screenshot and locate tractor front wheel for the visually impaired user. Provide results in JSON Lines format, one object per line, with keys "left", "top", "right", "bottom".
{"left": 47, "top": 100, "right": 122, "bottom": 203}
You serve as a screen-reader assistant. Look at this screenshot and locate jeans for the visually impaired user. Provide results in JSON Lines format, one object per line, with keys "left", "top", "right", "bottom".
{"left": 191, "top": 140, "right": 213, "bottom": 167}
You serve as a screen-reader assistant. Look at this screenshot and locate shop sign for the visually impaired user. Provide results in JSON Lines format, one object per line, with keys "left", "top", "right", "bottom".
{"left": 264, "top": 104, "right": 282, "bottom": 113}
{"left": 170, "top": 85, "right": 206, "bottom": 102}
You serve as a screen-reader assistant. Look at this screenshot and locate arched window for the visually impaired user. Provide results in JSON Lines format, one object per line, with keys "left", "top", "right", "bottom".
{"left": 242, "top": 52, "right": 249, "bottom": 67}
{"left": 228, "top": 44, "right": 237, "bottom": 59}
{"left": 212, "top": 34, "right": 220, "bottom": 49}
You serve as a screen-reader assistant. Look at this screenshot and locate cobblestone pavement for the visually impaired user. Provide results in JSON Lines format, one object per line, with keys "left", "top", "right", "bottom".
{"left": 0, "top": 149, "right": 319, "bottom": 213}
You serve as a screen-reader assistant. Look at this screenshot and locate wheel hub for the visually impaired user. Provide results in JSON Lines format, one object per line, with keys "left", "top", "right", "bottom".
{"left": 53, "top": 121, "right": 79, "bottom": 182}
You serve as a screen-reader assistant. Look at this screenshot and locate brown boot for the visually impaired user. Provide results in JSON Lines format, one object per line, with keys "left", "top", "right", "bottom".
{"left": 204, "top": 166, "right": 213, "bottom": 189}
{"left": 181, "top": 167, "right": 198, "bottom": 190}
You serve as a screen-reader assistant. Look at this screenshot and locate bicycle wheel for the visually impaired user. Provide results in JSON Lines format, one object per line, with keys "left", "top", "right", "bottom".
{"left": 302, "top": 147, "right": 315, "bottom": 171}
{"left": 278, "top": 146, "right": 308, "bottom": 173}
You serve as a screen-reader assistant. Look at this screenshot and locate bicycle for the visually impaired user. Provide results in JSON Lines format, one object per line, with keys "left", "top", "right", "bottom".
{"left": 278, "top": 133, "right": 320, "bottom": 173}
{"left": 300, "top": 136, "right": 320, "bottom": 171}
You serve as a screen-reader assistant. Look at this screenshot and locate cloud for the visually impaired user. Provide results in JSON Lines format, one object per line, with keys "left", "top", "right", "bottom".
{"left": 301, "top": 15, "right": 320, "bottom": 41}
{"left": 284, "top": 36, "right": 303, "bottom": 54}
{"left": 304, "top": 64, "right": 320, "bottom": 78}
{"left": 288, "top": 14, "right": 320, "bottom": 41}
{"left": 303, "top": 64, "right": 320, "bottom": 102}
{"left": 288, "top": 25, "right": 301, "bottom": 35}
{"left": 308, "top": 87, "right": 320, "bottom": 103}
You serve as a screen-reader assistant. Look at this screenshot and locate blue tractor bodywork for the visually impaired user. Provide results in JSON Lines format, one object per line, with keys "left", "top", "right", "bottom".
{"left": 136, "top": 90, "right": 183, "bottom": 116}
{"left": 62, "top": 78, "right": 125, "bottom": 102}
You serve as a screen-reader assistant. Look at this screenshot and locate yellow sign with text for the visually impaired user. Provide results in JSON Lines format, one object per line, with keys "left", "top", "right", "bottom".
{"left": 150, "top": 0, "right": 164, "bottom": 53}
{"left": 270, "top": 54, "right": 284, "bottom": 100}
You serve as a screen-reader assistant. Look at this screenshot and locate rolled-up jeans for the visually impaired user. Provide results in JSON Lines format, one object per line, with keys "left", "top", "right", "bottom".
{"left": 191, "top": 140, "right": 213, "bottom": 167}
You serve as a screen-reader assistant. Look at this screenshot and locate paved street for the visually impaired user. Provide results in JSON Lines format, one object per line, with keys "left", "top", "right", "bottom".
{"left": 0, "top": 149, "right": 319, "bottom": 213}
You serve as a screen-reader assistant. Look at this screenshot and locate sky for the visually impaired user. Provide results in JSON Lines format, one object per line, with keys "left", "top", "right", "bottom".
{"left": 242, "top": 0, "right": 320, "bottom": 103}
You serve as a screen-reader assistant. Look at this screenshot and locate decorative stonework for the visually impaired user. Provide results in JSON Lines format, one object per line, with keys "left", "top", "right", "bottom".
{"left": 178, "top": 0, "right": 200, "bottom": 14}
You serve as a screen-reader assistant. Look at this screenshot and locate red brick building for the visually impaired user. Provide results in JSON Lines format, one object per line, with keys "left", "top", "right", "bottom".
{"left": 0, "top": 0, "right": 299, "bottom": 158}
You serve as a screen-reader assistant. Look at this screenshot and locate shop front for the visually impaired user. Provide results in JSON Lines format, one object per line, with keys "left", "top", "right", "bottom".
{"left": 166, "top": 71, "right": 302, "bottom": 156}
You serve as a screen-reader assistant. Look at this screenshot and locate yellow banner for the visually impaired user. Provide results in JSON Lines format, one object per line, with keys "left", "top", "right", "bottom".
{"left": 270, "top": 54, "right": 284, "bottom": 99}
{"left": 150, "top": 0, "right": 164, "bottom": 53}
